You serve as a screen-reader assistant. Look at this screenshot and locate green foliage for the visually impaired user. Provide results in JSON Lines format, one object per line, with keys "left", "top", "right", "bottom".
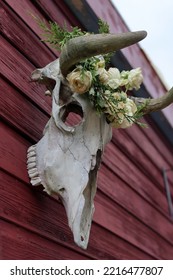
{"left": 37, "top": 18, "right": 86, "bottom": 50}
{"left": 98, "top": 18, "right": 110, "bottom": 34}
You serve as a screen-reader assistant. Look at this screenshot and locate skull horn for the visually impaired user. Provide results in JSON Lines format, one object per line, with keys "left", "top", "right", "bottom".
{"left": 59, "top": 31, "right": 147, "bottom": 76}
{"left": 131, "top": 87, "right": 173, "bottom": 114}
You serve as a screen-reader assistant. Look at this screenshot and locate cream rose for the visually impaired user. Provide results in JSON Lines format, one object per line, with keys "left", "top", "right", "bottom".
{"left": 96, "top": 68, "right": 109, "bottom": 84}
{"left": 120, "top": 99, "right": 137, "bottom": 128}
{"left": 125, "top": 98, "right": 137, "bottom": 115}
{"left": 110, "top": 98, "right": 137, "bottom": 129}
{"left": 107, "top": 68, "right": 121, "bottom": 89}
{"left": 121, "top": 68, "right": 143, "bottom": 90}
{"left": 128, "top": 67, "right": 143, "bottom": 90}
{"left": 66, "top": 69, "right": 92, "bottom": 94}
{"left": 108, "top": 68, "right": 121, "bottom": 79}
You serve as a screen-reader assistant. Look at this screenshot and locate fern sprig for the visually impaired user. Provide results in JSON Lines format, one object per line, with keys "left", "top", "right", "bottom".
{"left": 37, "top": 18, "right": 86, "bottom": 50}
{"left": 98, "top": 18, "right": 110, "bottom": 34}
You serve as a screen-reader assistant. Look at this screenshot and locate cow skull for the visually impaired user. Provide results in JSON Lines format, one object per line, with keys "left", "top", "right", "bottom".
{"left": 27, "top": 31, "right": 173, "bottom": 249}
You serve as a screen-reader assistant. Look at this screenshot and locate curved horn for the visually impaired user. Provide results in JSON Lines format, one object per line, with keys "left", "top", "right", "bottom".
{"left": 59, "top": 31, "right": 147, "bottom": 76}
{"left": 131, "top": 87, "right": 173, "bottom": 115}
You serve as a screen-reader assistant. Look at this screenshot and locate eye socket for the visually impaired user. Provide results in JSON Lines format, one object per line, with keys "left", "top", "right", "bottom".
{"left": 61, "top": 102, "right": 84, "bottom": 127}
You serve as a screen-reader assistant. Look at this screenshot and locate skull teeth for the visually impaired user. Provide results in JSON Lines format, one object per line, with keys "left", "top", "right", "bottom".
{"left": 29, "top": 172, "right": 39, "bottom": 179}
{"left": 27, "top": 162, "right": 36, "bottom": 169}
{"left": 28, "top": 167, "right": 37, "bottom": 173}
{"left": 27, "top": 156, "right": 36, "bottom": 164}
{"left": 27, "top": 151, "right": 36, "bottom": 158}
{"left": 27, "top": 145, "right": 41, "bottom": 185}
{"left": 27, "top": 145, "right": 36, "bottom": 153}
{"left": 31, "top": 178, "right": 42, "bottom": 186}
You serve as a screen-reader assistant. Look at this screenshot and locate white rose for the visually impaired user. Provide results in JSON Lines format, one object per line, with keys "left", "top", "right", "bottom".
{"left": 120, "top": 99, "right": 137, "bottom": 128}
{"left": 125, "top": 98, "right": 137, "bottom": 115}
{"left": 96, "top": 68, "right": 109, "bottom": 84}
{"left": 127, "top": 68, "right": 143, "bottom": 90}
{"left": 66, "top": 69, "right": 92, "bottom": 94}
{"left": 111, "top": 98, "right": 137, "bottom": 129}
{"left": 108, "top": 68, "right": 121, "bottom": 79}
{"left": 107, "top": 68, "right": 121, "bottom": 89}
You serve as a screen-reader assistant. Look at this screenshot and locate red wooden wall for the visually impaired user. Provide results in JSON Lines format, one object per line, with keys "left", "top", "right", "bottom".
{"left": 1, "top": 0, "right": 173, "bottom": 260}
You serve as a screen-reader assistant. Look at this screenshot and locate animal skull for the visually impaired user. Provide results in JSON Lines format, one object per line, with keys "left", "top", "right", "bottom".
{"left": 27, "top": 59, "right": 112, "bottom": 249}
{"left": 27, "top": 31, "right": 173, "bottom": 249}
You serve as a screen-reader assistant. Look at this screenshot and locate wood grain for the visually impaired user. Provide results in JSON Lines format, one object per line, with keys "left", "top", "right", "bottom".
{"left": 0, "top": 2, "right": 55, "bottom": 67}
{"left": 0, "top": 37, "right": 51, "bottom": 114}
{"left": 0, "top": 170, "right": 155, "bottom": 259}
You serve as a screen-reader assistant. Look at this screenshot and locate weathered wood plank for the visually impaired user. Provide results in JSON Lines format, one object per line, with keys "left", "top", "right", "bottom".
{"left": 0, "top": 169, "right": 167, "bottom": 259}
{"left": 89, "top": 223, "right": 154, "bottom": 260}
{"left": 0, "top": 121, "right": 30, "bottom": 183}
{"left": 120, "top": 126, "right": 173, "bottom": 196}
{"left": 141, "top": 117, "right": 173, "bottom": 166}
{"left": 0, "top": 2, "right": 56, "bottom": 67}
{"left": 55, "top": 0, "right": 84, "bottom": 27}
{"left": 0, "top": 171, "right": 151, "bottom": 259}
{"left": 0, "top": 79, "right": 48, "bottom": 141}
{"left": 94, "top": 192, "right": 173, "bottom": 259}
{"left": 3, "top": 0, "right": 59, "bottom": 57}
{"left": 118, "top": 124, "right": 173, "bottom": 183}
{"left": 35, "top": 0, "right": 81, "bottom": 27}
{"left": 3, "top": 0, "right": 78, "bottom": 58}
{"left": 103, "top": 142, "right": 169, "bottom": 213}
{"left": 0, "top": 220, "right": 89, "bottom": 260}
{"left": 112, "top": 127, "right": 173, "bottom": 193}
{"left": 99, "top": 163, "right": 172, "bottom": 242}
{"left": 0, "top": 37, "right": 51, "bottom": 114}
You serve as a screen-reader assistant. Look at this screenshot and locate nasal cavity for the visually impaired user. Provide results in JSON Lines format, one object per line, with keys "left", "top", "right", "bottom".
{"left": 61, "top": 102, "right": 84, "bottom": 127}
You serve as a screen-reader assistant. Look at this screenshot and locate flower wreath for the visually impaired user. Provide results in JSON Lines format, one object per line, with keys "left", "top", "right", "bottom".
{"left": 38, "top": 18, "right": 146, "bottom": 128}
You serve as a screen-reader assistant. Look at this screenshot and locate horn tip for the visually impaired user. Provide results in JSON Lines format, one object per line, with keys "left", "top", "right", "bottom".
{"left": 136, "top": 30, "right": 147, "bottom": 39}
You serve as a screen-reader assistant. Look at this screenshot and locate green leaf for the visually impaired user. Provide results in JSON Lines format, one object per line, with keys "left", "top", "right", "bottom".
{"left": 98, "top": 18, "right": 110, "bottom": 34}
{"left": 36, "top": 18, "right": 87, "bottom": 50}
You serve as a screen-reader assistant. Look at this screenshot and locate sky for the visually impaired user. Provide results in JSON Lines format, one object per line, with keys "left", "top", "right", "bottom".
{"left": 111, "top": 0, "right": 173, "bottom": 90}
